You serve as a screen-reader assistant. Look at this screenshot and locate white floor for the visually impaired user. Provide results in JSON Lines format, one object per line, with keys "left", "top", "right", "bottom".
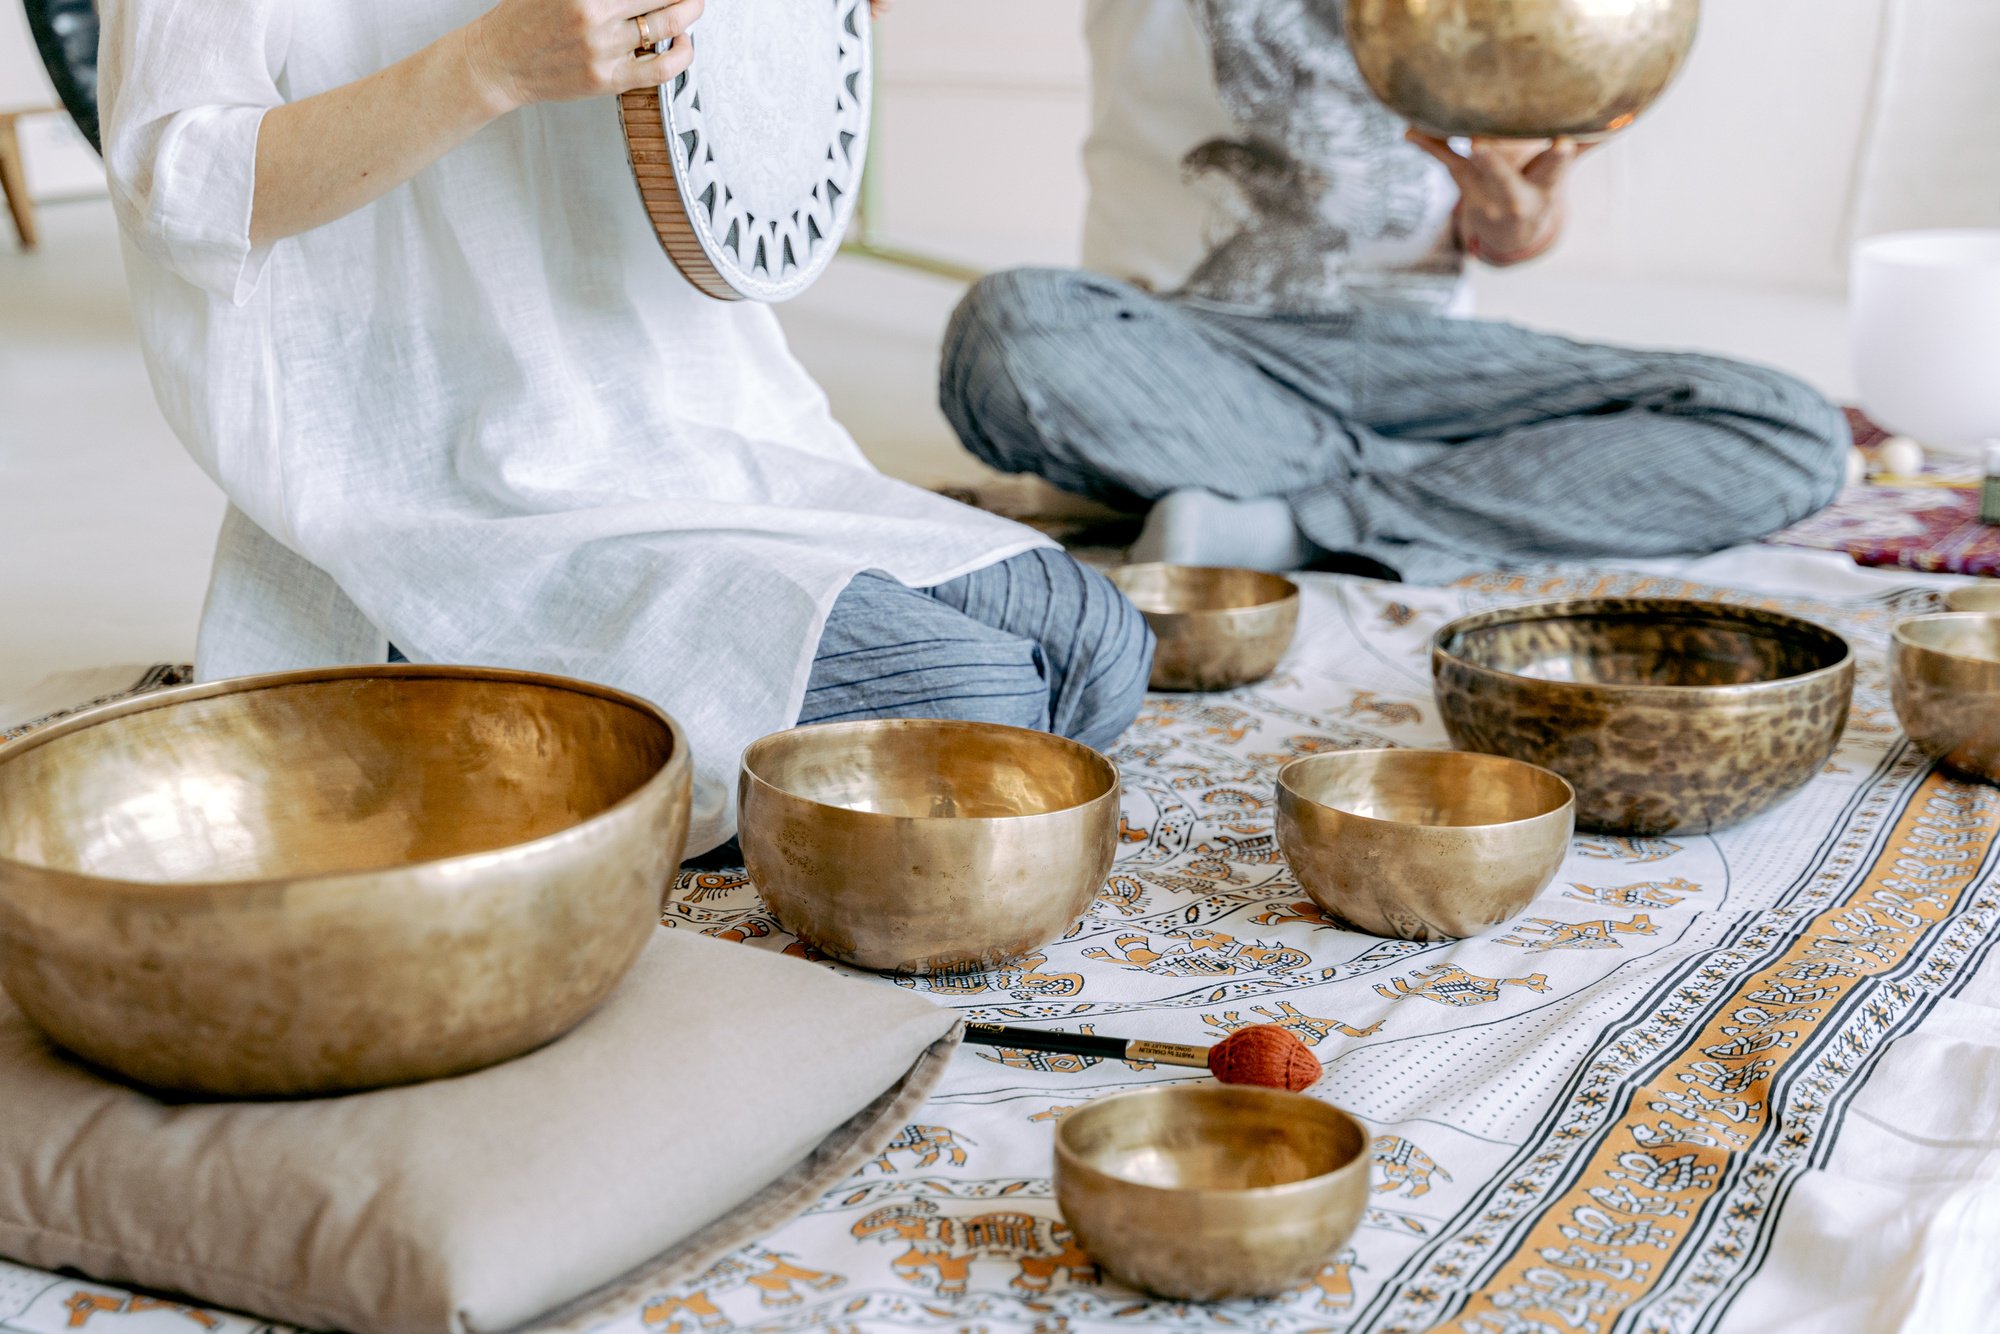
{"left": 0, "top": 196, "right": 1853, "bottom": 703}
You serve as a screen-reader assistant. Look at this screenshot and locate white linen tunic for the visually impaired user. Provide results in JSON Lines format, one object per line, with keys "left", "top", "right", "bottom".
{"left": 98, "top": 0, "right": 1044, "bottom": 853}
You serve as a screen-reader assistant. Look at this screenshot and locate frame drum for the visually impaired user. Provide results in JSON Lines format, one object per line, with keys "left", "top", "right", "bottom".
{"left": 620, "top": 0, "right": 871, "bottom": 302}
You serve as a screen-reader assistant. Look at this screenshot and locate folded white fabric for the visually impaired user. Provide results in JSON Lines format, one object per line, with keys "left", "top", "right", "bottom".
{"left": 0, "top": 928, "right": 959, "bottom": 1334}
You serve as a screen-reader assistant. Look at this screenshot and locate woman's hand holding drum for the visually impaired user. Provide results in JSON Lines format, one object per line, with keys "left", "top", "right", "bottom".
{"left": 467, "top": 0, "right": 705, "bottom": 111}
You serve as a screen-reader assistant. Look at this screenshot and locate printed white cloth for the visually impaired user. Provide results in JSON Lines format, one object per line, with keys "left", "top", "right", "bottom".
{"left": 95, "top": 0, "right": 1044, "bottom": 855}
{"left": 3, "top": 549, "right": 1994, "bottom": 1333}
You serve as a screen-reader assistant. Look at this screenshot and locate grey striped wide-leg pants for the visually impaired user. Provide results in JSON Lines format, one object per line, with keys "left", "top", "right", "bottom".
{"left": 800, "top": 546, "right": 1154, "bottom": 754}
{"left": 940, "top": 268, "right": 1851, "bottom": 584}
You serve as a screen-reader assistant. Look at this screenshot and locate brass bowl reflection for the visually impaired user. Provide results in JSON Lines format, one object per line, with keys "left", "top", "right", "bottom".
{"left": 1277, "top": 748, "right": 1574, "bottom": 940}
{"left": 1108, "top": 564, "right": 1300, "bottom": 692}
{"left": 738, "top": 719, "right": 1119, "bottom": 972}
{"left": 1433, "top": 599, "right": 1853, "bottom": 836}
{"left": 0, "top": 666, "right": 692, "bottom": 1097}
{"left": 1891, "top": 614, "right": 2000, "bottom": 783}
{"left": 1943, "top": 586, "right": 2000, "bottom": 615}
{"left": 1346, "top": 0, "right": 1700, "bottom": 139}
{"left": 1054, "top": 1084, "right": 1370, "bottom": 1301}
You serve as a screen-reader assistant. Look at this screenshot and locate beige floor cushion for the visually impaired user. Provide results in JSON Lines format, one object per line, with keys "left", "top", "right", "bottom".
{"left": 0, "top": 927, "right": 960, "bottom": 1334}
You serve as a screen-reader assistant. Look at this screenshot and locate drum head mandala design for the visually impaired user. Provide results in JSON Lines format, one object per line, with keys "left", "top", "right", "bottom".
{"left": 621, "top": 0, "right": 870, "bottom": 302}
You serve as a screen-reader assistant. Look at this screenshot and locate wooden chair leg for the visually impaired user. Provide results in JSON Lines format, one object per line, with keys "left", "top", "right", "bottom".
{"left": 0, "top": 113, "right": 41, "bottom": 250}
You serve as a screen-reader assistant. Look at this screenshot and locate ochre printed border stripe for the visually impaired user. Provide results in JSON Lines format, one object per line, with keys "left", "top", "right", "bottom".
{"left": 1439, "top": 772, "right": 2000, "bottom": 1334}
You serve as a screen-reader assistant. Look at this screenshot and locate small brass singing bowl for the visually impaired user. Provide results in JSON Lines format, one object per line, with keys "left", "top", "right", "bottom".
{"left": 1277, "top": 748, "right": 1574, "bottom": 940}
{"left": 1108, "top": 564, "right": 1300, "bottom": 692}
{"left": 1891, "top": 614, "right": 2000, "bottom": 783}
{"left": 1433, "top": 599, "right": 1853, "bottom": 836}
{"left": 738, "top": 719, "right": 1119, "bottom": 973}
{"left": 0, "top": 666, "right": 692, "bottom": 1097}
{"left": 1944, "top": 586, "right": 2000, "bottom": 615}
{"left": 1346, "top": 0, "right": 1701, "bottom": 140}
{"left": 1054, "top": 1084, "right": 1371, "bottom": 1302}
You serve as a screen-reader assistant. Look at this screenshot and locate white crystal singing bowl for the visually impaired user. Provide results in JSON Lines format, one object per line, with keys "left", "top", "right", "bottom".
{"left": 1852, "top": 230, "right": 2000, "bottom": 460}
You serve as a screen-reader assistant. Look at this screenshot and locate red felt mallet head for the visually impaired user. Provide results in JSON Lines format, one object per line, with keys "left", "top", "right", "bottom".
{"left": 1205, "top": 1024, "right": 1322, "bottom": 1091}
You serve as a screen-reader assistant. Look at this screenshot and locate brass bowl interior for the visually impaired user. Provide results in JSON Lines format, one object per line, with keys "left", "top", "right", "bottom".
{"left": 744, "top": 720, "right": 1116, "bottom": 821}
{"left": 1895, "top": 614, "right": 2000, "bottom": 666}
{"left": 1441, "top": 606, "right": 1848, "bottom": 690}
{"left": 1943, "top": 586, "right": 2000, "bottom": 616}
{"left": 0, "top": 675, "right": 677, "bottom": 884}
{"left": 1058, "top": 1085, "right": 1366, "bottom": 1195}
{"left": 1109, "top": 565, "right": 1298, "bottom": 617}
{"left": 1280, "top": 749, "right": 1572, "bottom": 829}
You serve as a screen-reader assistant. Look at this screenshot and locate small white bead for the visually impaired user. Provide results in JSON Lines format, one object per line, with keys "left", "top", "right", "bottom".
{"left": 1877, "top": 435, "right": 1925, "bottom": 478}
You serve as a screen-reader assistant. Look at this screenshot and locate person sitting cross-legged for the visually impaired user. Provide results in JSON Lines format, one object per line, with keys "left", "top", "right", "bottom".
{"left": 940, "top": 0, "right": 1849, "bottom": 582}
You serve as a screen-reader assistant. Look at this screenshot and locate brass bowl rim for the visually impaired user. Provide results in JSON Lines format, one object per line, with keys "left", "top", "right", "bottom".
{"left": 1892, "top": 612, "right": 2000, "bottom": 668}
{"left": 0, "top": 663, "right": 691, "bottom": 895}
{"left": 740, "top": 717, "right": 1120, "bottom": 825}
{"left": 1431, "top": 597, "right": 1855, "bottom": 698}
{"left": 1108, "top": 563, "right": 1302, "bottom": 617}
{"left": 1054, "top": 1083, "right": 1372, "bottom": 1202}
{"left": 1276, "top": 747, "right": 1575, "bottom": 832}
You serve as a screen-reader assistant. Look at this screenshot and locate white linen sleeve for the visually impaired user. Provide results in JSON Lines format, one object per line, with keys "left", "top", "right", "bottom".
{"left": 98, "top": 0, "right": 293, "bottom": 305}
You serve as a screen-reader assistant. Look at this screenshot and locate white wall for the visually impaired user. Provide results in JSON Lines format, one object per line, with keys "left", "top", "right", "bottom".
{"left": 867, "top": 0, "right": 1089, "bottom": 269}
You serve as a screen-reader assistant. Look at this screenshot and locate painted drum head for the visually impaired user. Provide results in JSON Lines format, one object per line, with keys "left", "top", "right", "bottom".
{"left": 620, "top": 0, "right": 870, "bottom": 302}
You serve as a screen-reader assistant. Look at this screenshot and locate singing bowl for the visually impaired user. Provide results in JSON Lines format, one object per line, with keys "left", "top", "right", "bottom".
{"left": 1277, "top": 748, "right": 1573, "bottom": 940}
{"left": 1891, "top": 614, "right": 2000, "bottom": 783}
{"left": 1944, "top": 586, "right": 2000, "bottom": 615}
{"left": 1433, "top": 599, "right": 1853, "bottom": 836}
{"left": 0, "top": 666, "right": 692, "bottom": 1097}
{"left": 738, "top": 719, "right": 1119, "bottom": 973}
{"left": 1346, "top": 0, "right": 1700, "bottom": 140}
{"left": 1054, "top": 1084, "right": 1370, "bottom": 1301}
{"left": 1108, "top": 564, "right": 1300, "bottom": 692}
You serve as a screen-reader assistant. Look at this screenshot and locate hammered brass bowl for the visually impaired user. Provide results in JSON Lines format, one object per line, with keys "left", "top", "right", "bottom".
{"left": 1108, "top": 564, "right": 1300, "bottom": 692}
{"left": 738, "top": 719, "right": 1119, "bottom": 973}
{"left": 1277, "top": 748, "right": 1573, "bottom": 940}
{"left": 1944, "top": 586, "right": 2000, "bottom": 615}
{"left": 0, "top": 666, "right": 692, "bottom": 1097}
{"left": 1054, "top": 1084, "right": 1370, "bottom": 1301}
{"left": 1433, "top": 599, "right": 1853, "bottom": 836}
{"left": 1346, "top": 0, "right": 1701, "bottom": 139}
{"left": 1891, "top": 614, "right": 2000, "bottom": 783}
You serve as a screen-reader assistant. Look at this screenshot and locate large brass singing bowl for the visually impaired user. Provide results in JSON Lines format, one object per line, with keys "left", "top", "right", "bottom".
{"left": 1891, "top": 614, "right": 2000, "bottom": 783}
{"left": 1346, "top": 0, "right": 1700, "bottom": 140}
{"left": 1278, "top": 748, "right": 1573, "bottom": 940}
{"left": 1108, "top": 564, "right": 1300, "bottom": 693}
{"left": 0, "top": 666, "right": 692, "bottom": 1097}
{"left": 1434, "top": 599, "right": 1853, "bottom": 837}
{"left": 738, "top": 719, "right": 1119, "bottom": 973}
{"left": 1054, "top": 1084, "right": 1371, "bottom": 1301}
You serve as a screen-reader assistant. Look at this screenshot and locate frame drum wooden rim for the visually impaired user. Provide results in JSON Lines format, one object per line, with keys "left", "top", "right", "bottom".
{"left": 619, "top": 0, "right": 871, "bottom": 302}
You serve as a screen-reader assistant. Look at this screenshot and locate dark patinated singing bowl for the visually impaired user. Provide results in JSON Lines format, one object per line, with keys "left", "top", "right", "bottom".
{"left": 1891, "top": 614, "right": 2000, "bottom": 783}
{"left": 1433, "top": 599, "right": 1853, "bottom": 836}
{"left": 739, "top": 719, "right": 1120, "bottom": 973}
{"left": 0, "top": 666, "right": 692, "bottom": 1096}
{"left": 1055, "top": 1084, "right": 1371, "bottom": 1301}
{"left": 1277, "top": 748, "right": 1574, "bottom": 940}
{"left": 1346, "top": 0, "right": 1700, "bottom": 139}
{"left": 1108, "top": 564, "right": 1300, "bottom": 692}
